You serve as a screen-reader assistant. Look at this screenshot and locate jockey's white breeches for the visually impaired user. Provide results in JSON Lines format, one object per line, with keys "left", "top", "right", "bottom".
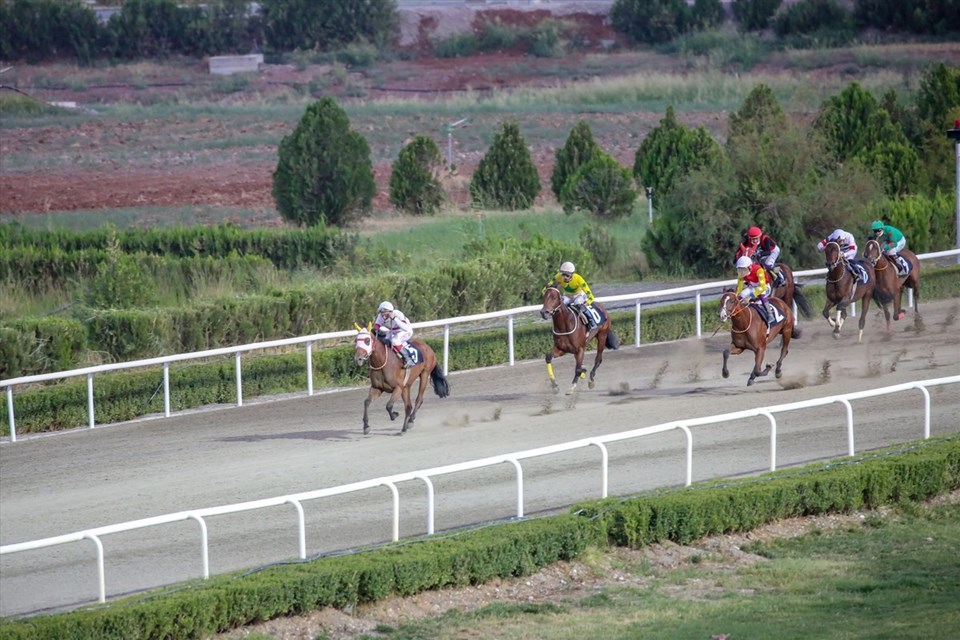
{"left": 387, "top": 329, "right": 413, "bottom": 347}
{"left": 763, "top": 247, "right": 781, "bottom": 269}
{"left": 563, "top": 292, "right": 587, "bottom": 306}
{"left": 883, "top": 237, "right": 906, "bottom": 256}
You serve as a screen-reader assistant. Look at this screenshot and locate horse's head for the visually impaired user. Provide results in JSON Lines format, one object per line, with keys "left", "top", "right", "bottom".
{"left": 353, "top": 322, "right": 373, "bottom": 366}
{"left": 540, "top": 285, "right": 562, "bottom": 320}
{"left": 863, "top": 239, "right": 882, "bottom": 266}
{"left": 823, "top": 241, "right": 844, "bottom": 270}
{"left": 718, "top": 290, "right": 741, "bottom": 322}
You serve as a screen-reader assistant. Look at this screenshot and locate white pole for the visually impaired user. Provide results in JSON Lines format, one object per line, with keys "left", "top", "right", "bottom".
{"left": 646, "top": 187, "right": 653, "bottom": 224}
{"left": 955, "top": 135, "right": 959, "bottom": 263}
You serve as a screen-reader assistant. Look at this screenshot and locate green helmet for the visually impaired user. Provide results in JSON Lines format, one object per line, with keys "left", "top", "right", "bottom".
{"left": 871, "top": 220, "right": 885, "bottom": 232}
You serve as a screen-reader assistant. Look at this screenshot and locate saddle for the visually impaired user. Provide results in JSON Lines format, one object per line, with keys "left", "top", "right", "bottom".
{"left": 751, "top": 301, "right": 783, "bottom": 328}
{"left": 845, "top": 260, "right": 869, "bottom": 285}
{"left": 764, "top": 267, "right": 785, "bottom": 288}
{"left": 572, "top": 303, "right": 605, "bottom": 330}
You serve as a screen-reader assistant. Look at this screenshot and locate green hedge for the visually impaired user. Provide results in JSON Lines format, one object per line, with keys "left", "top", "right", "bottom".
{"left": 1, "top": 436, "right": 956, "bottom": 639}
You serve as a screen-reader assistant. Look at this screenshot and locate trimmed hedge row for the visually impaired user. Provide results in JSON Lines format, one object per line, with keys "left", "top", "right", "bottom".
{"left": 4, "top": 266, "right": 959, "bottom": 436}
{"left": 1, "top": 436, "right": 956, "bottom": 639}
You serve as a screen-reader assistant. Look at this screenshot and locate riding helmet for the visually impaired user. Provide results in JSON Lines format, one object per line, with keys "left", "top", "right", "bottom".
{"left": 559, "top": 261, "right": 575, "bottom": 275}
{"left": 378, "top": 301, "right": 394, "bottom": 313}
{"left": 748, "top": 226, "right": 762, "bottom": 238}
{"left": 736, "top": 256, "right": 753, "bottom": 270}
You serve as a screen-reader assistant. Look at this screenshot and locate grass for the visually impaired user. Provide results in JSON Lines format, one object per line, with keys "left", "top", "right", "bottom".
{"left": 329, "top": 501, "right": 960, "bottom": 640}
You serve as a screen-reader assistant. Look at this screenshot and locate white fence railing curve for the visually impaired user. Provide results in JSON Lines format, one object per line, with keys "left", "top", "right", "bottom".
{"left": 1, "top": 374, "right": 956, "bottom": 609}
{"left": 2, "top": 249, "right": 958, "bottom": 443}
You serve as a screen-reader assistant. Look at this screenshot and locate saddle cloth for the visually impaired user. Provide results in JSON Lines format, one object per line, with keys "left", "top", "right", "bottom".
{"left": 847, "top": 261, "right": 869, "bottom": 284}
{"left": 894, "top": 255, "right": 911, "bottom": 276}
{"left": 753, "top": 301, "right": 784, "bottom": 327}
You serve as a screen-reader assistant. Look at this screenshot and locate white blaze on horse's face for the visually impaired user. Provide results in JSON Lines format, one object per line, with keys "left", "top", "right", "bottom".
{"left": 354, "top": 330, "right": 373, "bottom": 366}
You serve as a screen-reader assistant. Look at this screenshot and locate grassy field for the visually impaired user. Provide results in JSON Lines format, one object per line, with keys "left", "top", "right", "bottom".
{"left": 309, "top": 500, "right": 960, "bottom": 640}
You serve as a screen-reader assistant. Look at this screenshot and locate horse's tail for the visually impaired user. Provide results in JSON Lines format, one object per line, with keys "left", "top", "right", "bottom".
{"left": 793, "top": 284, "right": 813, "bottom": 319}
{"left": 431, "top": 365, "right": 450, "bottom": 398}
{"left": 605, "top": 327, "right": 620, "bottom": 350}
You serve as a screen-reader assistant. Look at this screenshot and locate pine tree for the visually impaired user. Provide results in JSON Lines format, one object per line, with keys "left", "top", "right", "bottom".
{"left": 389, "top": 135, "right": 445, "bottom": 216}
{"left": 470, "top": 120, "right": 541, "bottom": 210}
{"left": 551, "top": 119, "right": 601, "bottom": 201}
{"left": 272, "top": 97, "right": 375, "bottom": 228}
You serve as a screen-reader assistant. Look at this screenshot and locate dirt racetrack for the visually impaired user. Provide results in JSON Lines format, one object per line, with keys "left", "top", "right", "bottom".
{"left": 1, "top": 297, "right": 958, "bottom": 617}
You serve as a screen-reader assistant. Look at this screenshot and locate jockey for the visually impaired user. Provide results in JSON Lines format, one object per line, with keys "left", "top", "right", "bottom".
{"left": 816, "top": 228, "right": 867, "bottom": 284}
{"left": 870, "top": 220, "right": 909, "bottom": 275}
{"left": 736, "top": 225, "right": 783, "bottom": 287}
{"left": 552, "top": 261, "right": 598, "bottom": 331}
{"left": 735, "top": 255, "right": 777, "bottom": 327}
{"left": 372, "top": 301, "right": 415, "bottom": 368}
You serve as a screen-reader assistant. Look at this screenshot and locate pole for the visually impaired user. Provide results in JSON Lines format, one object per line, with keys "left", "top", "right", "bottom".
{"left": 948, "top": 120, "right": 960, "bottom": 264}
{"left": 646, "top": 187, "right": 653, "bottom": 224}
{"left": 446, "top": 126, "right": 453, "bottom": 171}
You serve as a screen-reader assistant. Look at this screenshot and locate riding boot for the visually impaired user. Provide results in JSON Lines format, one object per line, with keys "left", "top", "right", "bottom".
{"left": 392, "top": 345, "right": 406, "bottom": 366}
{"left": 894, "top": 254, "right": 908, "bottom": 275}
{"left": 773, "top": 266, "right": 784, "bottom": 288}
{"left": 764, "top": 301, "right": 777, "bottom": 327}
{"left": 402, "top": 350, "right": 415, "bottom": 368}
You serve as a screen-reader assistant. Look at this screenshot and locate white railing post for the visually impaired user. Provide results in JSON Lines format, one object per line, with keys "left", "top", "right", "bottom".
{"left": 836, "top": 398, "right": 855, "bottom": 456}
{"left": 914, "top": 383, "right": 931, "bottom": 439}
{"left": 384, "top": 482, "right": 400, "bottom": 541}
{"left": 508, "top": 315, "right": 515, "bottom": 366}
{"left": 163, "top": 361, "right": 171, "bottom": 417}
{"left": 83, "top": 533, "right": 106, "bottom": 603}
{"left": 6, "top": 386, "right": 16, "bottom": 442}
{"left": 234, "top": 352, "right": 243, "bottom": 407}
{"left": 695, "top": 291, "right": 702, "bottom": 338}
{"left": 590, "top": 441, "right": 609, "bottom": 498}
{"left": 760, "top": 410, "right": 777, "bottom": 471}
{"left": 306, "top": 341, "right": 314, "bottom": 396}
{"left": 87, "top": 373, "right": 95, "bottom": 429}
{"left": 285, "top": 498, "right": 306, "bottom": 559}
{"left": 635, "top": 301, "right": 642, "bottom": 347}
{"left": 508, "top": 458, "right": 524, "bottom": 518}
{"left": 186, "top": 514, "right": 209, "bottom": 579}
{"left": 416, "top": 475, "right": 436, "bottom": 535}
{"left": 677, "top": 425, "right": 693, "bottom": 486}
{"left": 443, "top": 324, "right": 451, "bottom": 376}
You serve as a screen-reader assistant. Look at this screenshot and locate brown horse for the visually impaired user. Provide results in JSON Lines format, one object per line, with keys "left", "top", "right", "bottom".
{"left": 353, "top": 324, "right": 449, "bottom": 434}
{"left": 762, "top": 262, "right": 813, "bottom": 320}
{"left": 540, "top": 285, "right": 619, "bottom": 395}
{"left": 719, "top": 291, "right": 794, "bottom": 386}
{"left": 863, "top": 239, "right": 921, "bottom": 328}
{"left": 822, "top": 241, "right": 876, "bottom": 342}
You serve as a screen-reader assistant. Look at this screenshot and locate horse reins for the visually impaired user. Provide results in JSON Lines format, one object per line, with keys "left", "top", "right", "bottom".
{"left": 544, "top": 287, "right": 581, "bottom": 336}
{"left": 726, "top": 297, "right": 753, "bottom": 333}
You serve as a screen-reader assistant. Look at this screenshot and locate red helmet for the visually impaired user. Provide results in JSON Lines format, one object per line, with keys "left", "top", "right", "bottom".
{"left": 748, "top": 226, "right": 762, "bottom": 238}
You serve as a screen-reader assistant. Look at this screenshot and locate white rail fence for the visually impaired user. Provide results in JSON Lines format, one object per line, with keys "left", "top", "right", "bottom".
{"left": 2, "top": 248, "right": 958, "bottom": 443}
{"left": 1, "top": 374, "right": 956, "bottom": 608}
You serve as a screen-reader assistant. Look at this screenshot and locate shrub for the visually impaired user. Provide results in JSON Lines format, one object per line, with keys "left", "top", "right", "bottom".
{"left": 260, "top": 0, "right": 397, "bottom": 52}
{"left": 0, "top": 0, "right": 100, "bottom": 63}
{"left": 560, "top": 153, "right": 637, "bottom": 220}
{"left": 390, "top": 135, "right": 445, "bottom": 216}
{"left": 611, "top": 0, "right": 693, "bottom": 44}
{"left": 272, "top": 97, "right": 376, "bottom": 227}
{"left": 772, "top": 0, "right": 854, "bottom": 37}
{"left": 470, "top": 120, "right": 541, "bottom": 211}
{"left": 732, "top": 0, "right": 782, "bottom": 31}
{"left": 103, "top": 0, "right": 208, "bottom": 59}
{"left": 690, "top": 0, "right": 726, "bottom": 30}
{"left": 633, "top": 106, "right": 723, "bottom": 197}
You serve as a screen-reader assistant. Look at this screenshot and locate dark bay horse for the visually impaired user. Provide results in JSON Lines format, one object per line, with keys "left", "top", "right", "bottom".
{"left": 353, "top": 324, "right": 449, "bottom": 434}
{"left": 863, "top": 239, "right": 921, "bottom": 328}
{"left": 540, "top": 285, "right": 619, "bottom": 395}
{"left": 822, "top": 241, "right": 875, "bottom": 342}
{"left": 761, "top": 261, "right": 812, "bottom": 320}
{"left": 719, "top": 291, "right": 794, "bottom": 386}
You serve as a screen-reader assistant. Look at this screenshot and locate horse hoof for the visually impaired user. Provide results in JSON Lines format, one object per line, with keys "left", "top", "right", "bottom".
{"left": 776, "top": 370, "right": 782, "bottom": 379}
{"left": 747, "top": 378, "right": 755, "bottom": 386}
{"left": 363, "top": 425, "right": 370, "bottom": 435}
{"left": 832, "top": 332, "right": 840, "bottom": 340}
{"left": 722, "top": 371, "right": 729, "bottom": 379}
{"left": 588, "top": 379, "right": 595, "bottom": 390}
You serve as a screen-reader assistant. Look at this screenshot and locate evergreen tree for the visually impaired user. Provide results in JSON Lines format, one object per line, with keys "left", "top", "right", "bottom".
{"left": 633, "top": 106, "right": 723, "bottom": 197}
{"left": 260, "top": 0, "right": 397, "bottom": 52}
{"left": 551, "top": 119, "right": 602, "bottom": 202}
{"left": 272, "top": 97, "right": 375, "bottom": 228}
{"left": 732, "top": 0, "right": 782, "bottom": 31}
{"left": 610, "top": 0, "right": 692, "bottom": 44}
{"left": 470, "top": 120, "right": 541, "bottom": 210}
{"left": 389, "top": 135, "right": 445, "bottom": 216}
{"left": 560, "top": 153, "right": 637, "bottom": 220}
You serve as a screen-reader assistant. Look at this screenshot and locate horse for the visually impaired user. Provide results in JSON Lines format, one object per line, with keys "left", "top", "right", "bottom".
{"left": 863, "top": 239, "right": 921, "bottom": 329}
{"left": 821, "top": 241, "right": 876, "bottom": 342}
{"left": 353, "top": 324, "right": 450, "bottom": 435}
{"left": 760, "top": 261, "right": 813, "bottom": 320}
{"left": 718, "top": 291, "right": 794, "bottom": 386}
{"left": 539, "top": 285, "right": 619, "bottom": 395}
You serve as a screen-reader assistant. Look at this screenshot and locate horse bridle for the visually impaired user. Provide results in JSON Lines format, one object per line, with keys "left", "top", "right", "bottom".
{"left": 542, "top": 285, "right": 580, "bottom": 336}
{"left": 721, "top": 293, "right": 753, "bottom": 333}
{"left": 864, "top": 239, "right": 887, "bottom": 271}
{"left": 823, "top": 241, "right": 850, "bottom": 284}
{"left": 355, "top": 332, "right": 387, "bottom": 371}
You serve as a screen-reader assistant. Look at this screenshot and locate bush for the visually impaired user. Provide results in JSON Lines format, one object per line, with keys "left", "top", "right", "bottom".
{"left": 633, "top": 106, "right": 723, "bottom": 197}
{"left": 390, "top": 135, "right": 445, "bottom": 216}
{"left": 103, "top": 0, "right": 208, "bottom": 59}
{"left": 732, "top": 0, "right": 782, "bottom": 31}
{"left": 272, "top": 97, "right": 376, "bottom": 228}
{"left": 611, "top": 0, "right": 693, "bottom": 44}
{"left": 260, "top": 0, "right": 397, "bottom": 52}
{"left": 560, "top": 153, "right": 637, "bottom": 220}
{"left": 772, "top": 0, "right": 854, "bottom": 37}
{"left": 0, "top": 0, "right": 100, "bottom": 63}
{"left": 470, "top": 120, "right": 541, "bottom": 211}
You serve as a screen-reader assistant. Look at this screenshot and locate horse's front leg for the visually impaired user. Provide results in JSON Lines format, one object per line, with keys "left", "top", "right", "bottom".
{"left": 833, "top": 305, "right": 847, "bottom": 338}
{"left": 545, "top": 348, "right": 563, "bottom": 394}
{"left": 775, "top": 333, "right": 789, "bottom": 378}
{"left": 385, "top": 386, "right": 402, "bottom": 422}
{"left": 822, "top": 300, "right": 836, "bottom": 327}
{"left": 363, "top": 388, "right": 383, "bottom": 435}
{"left": 893, "top": 287, "right": 905, "bottom": 321}
{"left": 722, "top": 343, "right": 744, "bottom": 378}
{"left": 857, "top": 296, "right": 871, "bottom": 343}
{"left": 748, "top": 345, "right": 772, "bottom": 386}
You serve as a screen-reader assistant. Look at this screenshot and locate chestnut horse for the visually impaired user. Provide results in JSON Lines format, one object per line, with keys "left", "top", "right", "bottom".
{"left": 822, "top": 241, "right": 875, "bottom": 342}
{"left": 719, "top": 291, "right": 794, "bottom": 386}
{"left": 761, "top": 261, "right": 813, "bottom": 320}
{"left": 540, "top": 285, "right": 619, "bottom": 395}
{"left": 354, "top": 325, "right": 449, "bottom": 434}
{"left": 863, "top": 239, "right": 921, "bottom": 330}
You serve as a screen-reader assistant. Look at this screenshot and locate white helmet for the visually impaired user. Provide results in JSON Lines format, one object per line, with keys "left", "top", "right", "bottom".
{"left": 736, "top": 256, "right": 753, "bottom": 270}
{"left": 378, "top": 301, "right": 394, "bottom": 313}
{"left": 559, "top": 261, "right": 575, "bottom": 275}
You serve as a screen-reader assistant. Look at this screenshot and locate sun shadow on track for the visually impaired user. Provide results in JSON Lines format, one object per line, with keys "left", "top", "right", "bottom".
{"left": 219, "top": 430, "right": 355, "bottom": 443}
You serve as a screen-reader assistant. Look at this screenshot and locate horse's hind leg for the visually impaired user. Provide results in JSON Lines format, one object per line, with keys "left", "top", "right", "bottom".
{"left": 775, "top": 332, "right": 790, "bottom": 378}
{"left": 749, "top": 346, "right": 772, "bottom": 386}
{"left": 400, "top": 385, "right": 414, "bottom": 433}
{"left": 567, "top": 349, "right": 586, "bottom": 395}
{"left": 405, "top": 372, "right": 430, "bottom": 432}
{"left": 587, "top": 339, "right": 606, "bottom": 390}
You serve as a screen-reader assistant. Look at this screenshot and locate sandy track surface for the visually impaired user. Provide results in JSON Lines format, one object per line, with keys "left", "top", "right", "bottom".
{"left": 1, "top": 297, "right": 959, "bottom": 617}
